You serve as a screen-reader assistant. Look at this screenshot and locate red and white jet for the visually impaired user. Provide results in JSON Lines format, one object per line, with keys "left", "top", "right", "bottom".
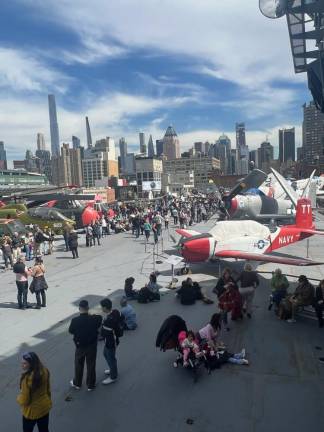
{"left": 177, "top": 198, "right": 324, "bottom": 266}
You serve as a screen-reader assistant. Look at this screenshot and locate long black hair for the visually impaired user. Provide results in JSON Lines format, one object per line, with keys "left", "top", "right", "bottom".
{"left": 210, "top": 313, "right": 222, "bottom": 331}
{"left": 21, "top": 352, "right": 47, "bottom": 394}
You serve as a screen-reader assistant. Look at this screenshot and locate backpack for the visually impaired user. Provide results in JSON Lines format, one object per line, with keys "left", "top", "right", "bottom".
{"left": 111, "top": 310, "right": 124, "bottom": 338}
{"left": 13, "top": 262, "right": 25, "bottom": 274}
{"left": 137, "top": 287, "right": 151, "bottom": 303}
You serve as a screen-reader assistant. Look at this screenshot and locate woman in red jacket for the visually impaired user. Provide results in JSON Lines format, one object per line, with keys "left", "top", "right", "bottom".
{"left": 218, "top": 282, "right": 243, "bottom": 330}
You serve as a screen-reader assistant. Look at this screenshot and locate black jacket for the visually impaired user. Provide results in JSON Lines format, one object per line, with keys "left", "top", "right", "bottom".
{"left": 237, "top": 271, "right": 259, "bottom": 288}
{"left": 315, "top": 285, "right": 324, "bottom": 303}
{"left": 101, "top": 310, "right": 121, "bottom": 349}
{"left": 155, "top": 315, "right": 187, "bottom": 351}
{"left": 213, "top": 276, "right": 238, "bottom": 298}
{"left": 68, "top": 232, "right": 78, "bottom": 248}
{"left": 69, "top": 313, "right": 102, "bottom": 348}
{"left": 177, "top": 283, "right": 197, "bottom": 305}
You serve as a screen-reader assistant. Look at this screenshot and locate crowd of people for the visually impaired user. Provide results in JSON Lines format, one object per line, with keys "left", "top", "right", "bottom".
{"left": 4, "top": 192, "right": 324, "bottom": 432}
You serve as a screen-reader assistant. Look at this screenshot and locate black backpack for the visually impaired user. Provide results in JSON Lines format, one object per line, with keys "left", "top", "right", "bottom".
{"left": 111, "top": 310, "right": 124, "bottom": 338}
{"left": 13, "top": 262, "right": 25, "bottom": 274}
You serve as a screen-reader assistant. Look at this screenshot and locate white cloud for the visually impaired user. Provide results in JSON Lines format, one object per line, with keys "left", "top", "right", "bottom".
{"left": 0, "top": 91, "right": 196, "bottom": 160}
{"left": 21, "top": 0, "right": 303, "bottom": 91}
{"left": 0, "top": 47, "right": 69, "bottom": 93}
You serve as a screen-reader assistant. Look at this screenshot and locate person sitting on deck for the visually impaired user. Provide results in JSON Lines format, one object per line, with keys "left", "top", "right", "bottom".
{"left": 279, "top": 275, "right": 314, "bottom": 323}
{"left": 269, "top": 268, "right": 289, "bottom": 313}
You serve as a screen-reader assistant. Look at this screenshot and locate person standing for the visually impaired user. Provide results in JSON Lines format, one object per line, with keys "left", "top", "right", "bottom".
{"left": 62, "top": 224, "right": 71, "bottom": 252}
{"left": 143, "top": 219, "right": 152, "bottom": 241}
{"left": 17, "top": 352, "right": 52, "bottom": 432}
{"left": 237, "top": 263, "right": 259, "bottom": 318}
{"left": 29, "top": 257, "right": 48, "bottom": 309}
{"left": 68, "top": 229, "right": 79, "bottom": 259}
{"left": 100, "top": 298, "right": 122, "bottom": 385}
{"left": 12, "top": 232, "right": 22, "bottom": 263}
{"left": 13, "top": 256, "right": 30, "bottom": 310}
{"left": 313, "top": 279, "right": 324, "bottom": 328}
{"left": 69, "top": 300, "right": 102, "bottom": 391}
{"left": 1, "top": 238, "right": 13, "bottom": 271}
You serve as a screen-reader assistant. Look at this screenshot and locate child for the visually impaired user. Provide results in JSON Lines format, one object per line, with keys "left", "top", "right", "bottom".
{"left": 179, "top": 330, "right": 201, "bottom": 367}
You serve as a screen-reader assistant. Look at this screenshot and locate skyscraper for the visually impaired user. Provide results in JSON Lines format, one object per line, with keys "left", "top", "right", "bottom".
{"left": 52, "top": 143, "right": 83, "bottom": 186}
{"left": 48, "top": 94, "right": 60, "bottom": 156}
{"left": 194, "top": 142, "right": 203, "bottom": 154}
{"left": 36, "top": 149, "right": 52, "bottom": 181}
{"left": 86, "top": 116, "right": 92, "bottom": 149}
{"left": 156, "top": 139, "right": 164, "bottom": 157}
{"left": 216, "top": 134, "right": 231, "bottom": 174}
{"left": 257, "top": 141, "right": 274, "bottom": 170}
{"left": 72, "top": 136, "right": 81, "bottom": 149}
{"left": 236, "top": 123, "right": 246, "bottom": 150}
{"left": 302, "top": 101, "right": 324, "bottom": 164}
{"left": 139, "top": 132, "right": 146, "bottom": 155}
{"left": 37, "top": 133, "right": 46, "bottom": 151}
{"left": 147, "top": 134, "right": 155, "bottom": 158}
{"left": 163, "top": 126, "right": 180, "bottom": 160}
{"left": 279, "top": 128, "right": 295, "bottom": 163}
{"left": 0, "top": 141, "right": 7, "bottom": 170}
{"left": 119, "top": 137, "right": 128, "bottom": 172}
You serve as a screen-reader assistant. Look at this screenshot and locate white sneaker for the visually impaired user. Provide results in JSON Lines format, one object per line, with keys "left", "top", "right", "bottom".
{"left": 102, "top": 377, "right": 117, "bottom": 385}
{"left": 287, "top": 319, "right": 296, "bottom": 323}
{"left": 242, "top": 359, "right": 249, "bottom": 365}
{"left": 104, "top": 369, "right": 110, "bottom": 375}
{"left": 240, "top": 348, "right": 246, "bottom": 358}
{"left": 70, "top": 380, "right": 80, "bottom": 390}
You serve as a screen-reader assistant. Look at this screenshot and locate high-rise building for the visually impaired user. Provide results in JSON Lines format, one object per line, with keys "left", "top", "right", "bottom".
{"left": 279, "top": 128, "right": 295, "bottom": 163}
{"left": 139, "top": 132, "right": 146, "bottom": 155}
{"left": 216, "top": 134, "right": 231, "bottom": 174}
{"left": 249, "top": 150, "right": 258, "bottom": 167}
{"left": 0, "top": 141, "right": 7, "bottom": 170}
{"left": 37, "top": 133, "right": 46, "bottom": 151}
{"left": 72, "top": 136, "right": 81, "bottom": 149}
{"left": 194, "top": 142, "right": 203, "bottom": 154}
{"left": 86, "top": 116, "right": 92, "bottom": 149}
{"left": 52, "top": 143, "right": 83, "bottom": 186}
{"left": 156, "top": 139, "right": 164, "bottom": 157}
{"left": 148, "top": 135, "right": 155, "bottom": 158}
{"left": 236, "top": 122, "right": 246, "bottom": 151}
{"left": 36, "top": 149, "right": 52, "bottom": 181}
{"left": 48, "top": 94, "right": 60, "bottom": 156}
{"left": 163, "top": 126, "right": 180, "bottom": 160}
{"left": 119, "top": 137, "right": 128, "bottom": 172}
{"left": 95, "top": 137, "right": 116, "bottom": 161}
{"left": 302, "top": 101, "right": 324, "bottom": 165}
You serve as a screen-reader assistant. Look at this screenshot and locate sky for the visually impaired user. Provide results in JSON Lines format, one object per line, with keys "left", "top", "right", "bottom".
{"left": 0, "top": 0, "right": 311, "bottom": 163}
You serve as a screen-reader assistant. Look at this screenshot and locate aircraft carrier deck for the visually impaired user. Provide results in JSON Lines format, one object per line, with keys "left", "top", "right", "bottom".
{"left": 1, "top": 215, "right": 324, "bottom": 432}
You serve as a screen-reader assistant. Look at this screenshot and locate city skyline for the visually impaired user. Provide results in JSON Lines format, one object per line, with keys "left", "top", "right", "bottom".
{"left": 0, "top": 1, "right": 310, "bottom": 162}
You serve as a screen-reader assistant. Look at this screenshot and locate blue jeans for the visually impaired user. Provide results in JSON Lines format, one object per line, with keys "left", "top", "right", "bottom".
{"left": 103, "top": 346, "right": 118, "bottom": 380}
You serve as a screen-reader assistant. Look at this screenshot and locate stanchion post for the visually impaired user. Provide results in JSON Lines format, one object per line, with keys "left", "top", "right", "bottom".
{"left": 306, "top": 239, "right": 309, "bottom": 258}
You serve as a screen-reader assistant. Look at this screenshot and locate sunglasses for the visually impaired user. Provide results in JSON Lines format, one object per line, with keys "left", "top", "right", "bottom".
{"left": 22, "top": 352, "right": 32, "bottom": 361}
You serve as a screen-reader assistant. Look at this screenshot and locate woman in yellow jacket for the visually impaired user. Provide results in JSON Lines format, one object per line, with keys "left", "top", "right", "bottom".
{"left": 17, "top": 352, "right": 52, "bottom": 432}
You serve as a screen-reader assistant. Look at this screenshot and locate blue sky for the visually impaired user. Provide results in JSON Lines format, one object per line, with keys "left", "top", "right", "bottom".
{"left": 0, "top": 0, "right": 311, "bottom": 161}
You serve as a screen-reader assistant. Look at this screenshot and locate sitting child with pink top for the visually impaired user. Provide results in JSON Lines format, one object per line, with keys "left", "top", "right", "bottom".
{"left": 178, "top": 330, "right": 201, "bottom": 367}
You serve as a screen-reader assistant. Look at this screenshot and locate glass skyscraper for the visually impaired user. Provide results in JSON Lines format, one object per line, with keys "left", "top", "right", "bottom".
{"left": 48, "top": 94, "right": 60, "bottom": 156}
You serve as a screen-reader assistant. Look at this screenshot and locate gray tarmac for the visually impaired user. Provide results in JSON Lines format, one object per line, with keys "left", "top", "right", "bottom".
{"left": 1, "top": 216, "right": 324, "bottom": 432}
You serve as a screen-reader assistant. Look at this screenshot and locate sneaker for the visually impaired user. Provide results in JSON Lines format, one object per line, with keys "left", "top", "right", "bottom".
{"left": 70, "top": 380, "right": 81, "bottom": 390}
{"left": 104, "top": 369, "right": 110, "bottom": 375}
{"left": 87, "top": 387, "right": 95, "bottom": 392}
{"left": 287, "top": 319, "right": 296, "bottom": 323}
{"left": 240, "top": 348, "right": 246, "bottom": 358}
{"left": 102, "top": 377, "right": 117, "bottom": 385}
{"left": 247, "top": 313, "right": 252, "bottom": 319}
{"left": 318, "top": 357, "right": 324, "bottom": 364}
{"left": 242, "top": 359, "right": 249, "bottom": 365}
{"left": 173, "top": 362, "right": 178, "bottom": 368}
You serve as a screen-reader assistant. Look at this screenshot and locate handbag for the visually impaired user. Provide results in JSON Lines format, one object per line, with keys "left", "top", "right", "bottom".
{"left": 29, "top": 276, "right": 48, "bottom": 293}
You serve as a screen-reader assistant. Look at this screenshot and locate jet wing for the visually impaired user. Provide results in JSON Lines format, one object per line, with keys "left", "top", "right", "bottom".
{"left": 226, "top": 169, "right": 267, "bottom": 200}
{"left": 270, "top": 168, "right": 299, "bottom": 207}
{"left": 214, "top": 250, "right": 323, "bottom": 266}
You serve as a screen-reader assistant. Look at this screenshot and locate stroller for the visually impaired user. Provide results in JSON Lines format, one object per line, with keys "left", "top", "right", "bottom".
{"left": 156, "top": 315, "right": 209, "bottom": 382}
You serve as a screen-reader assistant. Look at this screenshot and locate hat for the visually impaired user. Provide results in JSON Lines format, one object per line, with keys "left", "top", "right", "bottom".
{"left": 298, "top": 275, "right": 307, "bottom": 282}
{"left": 79, "top": 300, "right": 89, "bottom": 309}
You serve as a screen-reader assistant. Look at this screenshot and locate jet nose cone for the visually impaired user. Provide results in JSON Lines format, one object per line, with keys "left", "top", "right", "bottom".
{"left": 181, "top": 238, "right": 211, "bottom": 263}
{"left": 82, "top": 207, "right": 98, "bottom": 226}
{"left": 229, "top": 197, "right": 238, "bottom": 215}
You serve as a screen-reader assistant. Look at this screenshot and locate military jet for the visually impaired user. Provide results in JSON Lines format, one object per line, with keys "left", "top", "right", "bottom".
{"left": 177, "top": 197, "right": 324, "bottom": 267}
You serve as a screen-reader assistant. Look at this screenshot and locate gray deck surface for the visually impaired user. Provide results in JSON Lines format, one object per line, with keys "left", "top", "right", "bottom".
{"left": 1, "top": 215, "right": 324, "bottom": 432}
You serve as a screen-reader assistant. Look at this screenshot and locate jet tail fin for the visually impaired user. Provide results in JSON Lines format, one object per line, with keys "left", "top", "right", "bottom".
{"left": 270, "top": 168, "right": 299, "bottom": 208}
{"left": 295, "top": 198, "right": 313, "bottom": 228}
